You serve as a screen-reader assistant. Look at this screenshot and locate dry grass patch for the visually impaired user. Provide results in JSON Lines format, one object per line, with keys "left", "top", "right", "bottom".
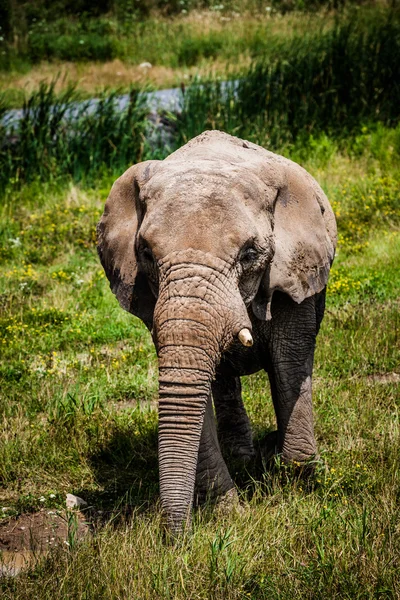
{"left": 0, "top": 59, "right": 237, "bottom": 99}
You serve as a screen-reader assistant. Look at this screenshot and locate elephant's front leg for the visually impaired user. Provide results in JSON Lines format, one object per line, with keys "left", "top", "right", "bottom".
{"left": 212, "top": 375, "right": 255, "bottom": 463}
{"left": 195, "top": 394, "right": 236, "bottom": 505}
{"left": 267, "top": 293, "right": 319, "bottom": 464}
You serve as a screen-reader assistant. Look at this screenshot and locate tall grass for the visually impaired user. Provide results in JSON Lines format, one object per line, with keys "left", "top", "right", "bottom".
{"left": 2, "top": 7, "right": 399, "bottom": 193}
{"left": 0, "top": 3, "right": 381, "bottom": 72}
{"left": 178, "top": 7, "right": 400, "bottom": 147}
{"left": 0, "top": 83, "right": 147, "bottom": 189}
{"left": 0, "top": 0, "right": 367, "bottom": 38}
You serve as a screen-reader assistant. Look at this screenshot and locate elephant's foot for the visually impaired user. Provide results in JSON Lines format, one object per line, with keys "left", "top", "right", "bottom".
{"left": 194, "top": 475, "right": 235, "bottom": 507}
{"left": 219, "top": 434, "right": 255, "bottom": 465}
{"left": 214, "top": 487, "right": 244, "bottom": 517}
{"left": 279, "top": 433, "right": 321, "bottom": 477}
{"left": 280, "top": 451, "right": 322, "bottom": 480}
{"left": 258, "top": 430, "right": 321, "bottom": 478}
{"left": 195, "top": 485, "right": 243, "bottom": 520}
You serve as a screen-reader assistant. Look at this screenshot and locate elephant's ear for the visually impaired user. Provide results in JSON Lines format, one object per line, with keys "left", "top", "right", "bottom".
{"left": 97, "top": 160, "right": 159, "bottom": 327}
{"left": 252, "top": 161, "right": 337, "bottom": 320}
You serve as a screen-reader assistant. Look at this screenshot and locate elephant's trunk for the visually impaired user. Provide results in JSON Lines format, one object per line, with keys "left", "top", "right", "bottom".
{"left": 153, "top": 251, "right": 250, "bottom": 533}
{"left": 157, "top": 354, "right": 211, "bottom": 532}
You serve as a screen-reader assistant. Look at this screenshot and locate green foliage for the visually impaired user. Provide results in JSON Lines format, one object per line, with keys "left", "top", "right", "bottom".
{"left": 176, "top": 33, "right": 225, "bottom": 67}
{"left": 28, "top": 31, "right": 118, "bottom": 63}
{"left": 0, "top": 7, "right": 399, "bottom": 593}
{"left": 0, "top": 2, "right": 386, "bottom": 72}
{"left": 0, "top": 82, "right": 147, "bottom": 188}
{"left": 178, "top": 7, "right": 400, "bottom": 146}
{"left": 0, "top": 121, "right": 399, "bottom": 596}
{"left": 0, "top": 0, "right": 371, "bottom": 30}
{"left": 0, "top": 13, "right": 284, "bottom": 71}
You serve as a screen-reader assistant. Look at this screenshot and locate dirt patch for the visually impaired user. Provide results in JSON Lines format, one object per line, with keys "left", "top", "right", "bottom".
{"left": 364, "top": 372, "right": 400, "bottom": 385}
{"left": 0, "top": 509, "right": 89, "bottom": 576}
{"left": 0, "top": 509, "right": 89, "bottom": 552}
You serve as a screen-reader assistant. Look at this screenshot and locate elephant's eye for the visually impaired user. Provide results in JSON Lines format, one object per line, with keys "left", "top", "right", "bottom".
{"left": 240, "top": 246, "right": 259, "bottom": 265}
{"left": 142, "top": 247, "right": 155, "bottom": 263}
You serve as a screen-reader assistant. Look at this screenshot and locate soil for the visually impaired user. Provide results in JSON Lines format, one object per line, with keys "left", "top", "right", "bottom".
{"left": 364, "top": 372, "right": 400, "bottom": 384}
{"left": 0, "top": 509, "right": 89, "bottom": 576}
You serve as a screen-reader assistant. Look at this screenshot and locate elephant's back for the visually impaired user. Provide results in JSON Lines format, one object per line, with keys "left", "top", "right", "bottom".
{"left": 165, "top": 130, "right": 279, "bottom": 167}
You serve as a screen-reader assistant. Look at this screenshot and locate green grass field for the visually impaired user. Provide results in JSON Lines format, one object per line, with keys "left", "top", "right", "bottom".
{"left": 0, "top": 7, "right": 332, "bottom": 107}
{"left": 0, "top": 2, "right": 399, "bottom": 597}
{"left": 0, "top": 123, "right": 399, "bottom": 597}
{"left": 0, "top": 3, "right": 386, "bottom": 107}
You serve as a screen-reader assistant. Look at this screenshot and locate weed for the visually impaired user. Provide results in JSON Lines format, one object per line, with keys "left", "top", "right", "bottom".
{"left": 65, "top": 510, "right": 80, "bottom": 551}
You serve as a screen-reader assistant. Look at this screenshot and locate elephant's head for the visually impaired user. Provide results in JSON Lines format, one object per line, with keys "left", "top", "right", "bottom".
{"left": 97, "top": 131, "right": 336, "bottom": 533}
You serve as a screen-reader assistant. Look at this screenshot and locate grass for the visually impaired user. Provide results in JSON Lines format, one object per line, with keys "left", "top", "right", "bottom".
{"left": 0, "top": 9, "right": 342, "bottom": 106}
{"left": 0, "top": 9, "right": 330, "bottom": 67}
{"left": 0, "top": 121, "right": 399, "bottom": 596}
{"left": 177, "top": 6, "right": 400, "bottom": 147}
{"left": 0, "top": 82, "right": 148, "bottom": 188}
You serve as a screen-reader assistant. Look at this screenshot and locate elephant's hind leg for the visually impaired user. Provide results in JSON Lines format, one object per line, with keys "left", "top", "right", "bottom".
{"left": 195, "top": 394, "right": 235, "bottom": 506}
{"left": 212, "top": 376, "right": 255, "bottom": 463}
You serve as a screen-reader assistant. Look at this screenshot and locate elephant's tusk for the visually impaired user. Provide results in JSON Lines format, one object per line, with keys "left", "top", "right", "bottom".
{"left": 238, "top": 328, "right": 253, "bottom": 347}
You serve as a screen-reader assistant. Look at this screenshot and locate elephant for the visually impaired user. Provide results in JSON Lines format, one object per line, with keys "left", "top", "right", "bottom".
{"left": 97, "top": 130, "right": 337, "bottom": 534}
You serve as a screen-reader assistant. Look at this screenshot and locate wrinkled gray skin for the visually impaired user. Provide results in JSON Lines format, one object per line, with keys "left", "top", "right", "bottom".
{"left": 97, "top": 131, "right": 337, "bottom": 534}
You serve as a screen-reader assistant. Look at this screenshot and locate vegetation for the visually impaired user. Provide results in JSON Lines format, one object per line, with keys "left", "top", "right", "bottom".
{"left": 177, "top": 7, "right": 400, "bottom": 146}
{"left": 0, "top": 123, "right": 399, "bottom": 597}
{"left": 0, "top": 0, "right": 373, "bottom": 39}
{"left": 0, "top": 2, "right": 392, "bottom": 103}
{"left": 2, "top": 5, "right": 399, "bottom": 190}
{"left": 0, "top": 2, "right": 399, "bottom": 597}
{"left": 0, "top": 9, "right": 333, "bottom": 94}
{"left": 0, "top": 83, "right": 147, "bottom": 188}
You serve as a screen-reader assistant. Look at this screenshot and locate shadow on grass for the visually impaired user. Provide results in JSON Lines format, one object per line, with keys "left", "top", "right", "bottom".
{"left": 75, "top": 420, "right": 316, "bottom": 531}
{"left": 226, "top": 429, "right": 323, "bottom": 501}
{"left": 75, "top": 413, "right": 159, "bottom": 528}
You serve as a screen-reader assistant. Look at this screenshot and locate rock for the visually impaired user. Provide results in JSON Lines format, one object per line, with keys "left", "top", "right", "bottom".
{"left": 66, "top": 494, "right": 87, "bottom": 509}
